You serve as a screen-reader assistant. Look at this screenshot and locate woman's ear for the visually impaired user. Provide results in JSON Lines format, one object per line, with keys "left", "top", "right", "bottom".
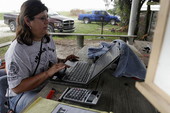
{"left": 24, "top": 16, "right": 31, "bottom": 29}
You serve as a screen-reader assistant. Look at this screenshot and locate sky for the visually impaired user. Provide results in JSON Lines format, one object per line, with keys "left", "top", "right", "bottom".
{"left": 0, "top": 0, "right": 110, "bottom": 13}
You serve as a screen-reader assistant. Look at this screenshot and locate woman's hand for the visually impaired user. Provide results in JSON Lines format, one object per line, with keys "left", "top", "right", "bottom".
{"left": 12, "top": 63, "right": 69, "bottom": 94}
{"left": 65, "top": 54, "right": 79, "bottom": 62}
{"left": 47, "top": 63, "right": 69, "bottom": 77}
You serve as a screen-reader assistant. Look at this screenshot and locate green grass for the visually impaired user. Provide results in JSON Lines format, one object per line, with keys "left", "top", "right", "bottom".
{"left": 0, "top": 36, "right": 15, "bottom": 59}
{"left": 74, "top": 20, "right": 126, "bottom": 34}
{"left": 0, "top": 36, "right": 14, "bottom": 43}
{"left": 0, "top": 13, "right": 3, "bottom": 20}
{"left": 0, "top": 46, "right": 9, "bottom": 59}
{"left": 52, "top": 20, "right": 127, "bottom": 40}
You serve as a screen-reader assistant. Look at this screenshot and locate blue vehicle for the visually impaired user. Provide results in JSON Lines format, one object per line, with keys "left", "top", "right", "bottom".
{"left": 78, "top": 10, "right": 120, "bottom": 25}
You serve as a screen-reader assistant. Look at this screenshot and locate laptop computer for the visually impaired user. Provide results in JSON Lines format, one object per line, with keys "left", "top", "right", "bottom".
{"left": 50, "top": 45, "right": 120, "bottom": 86}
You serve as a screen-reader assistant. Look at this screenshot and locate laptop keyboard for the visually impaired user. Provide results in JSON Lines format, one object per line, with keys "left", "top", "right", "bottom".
{"left": 63, "top": 62, "right": 91, "bottom": 82}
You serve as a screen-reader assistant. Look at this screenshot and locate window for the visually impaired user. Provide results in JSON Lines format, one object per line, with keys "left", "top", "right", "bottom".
{"left": 94, "top": 11, "right": 99, "bottom": 15}
{"left": 136, "top": 0, "right": 170, "bottom": 112}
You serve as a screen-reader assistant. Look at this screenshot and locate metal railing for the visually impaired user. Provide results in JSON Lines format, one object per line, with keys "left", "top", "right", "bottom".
{"left": 0, "top": 41, "right": 11, "bottom": 48}
{"left": 49, "top": 33, "right": 137, "bottom": 48}
{"left": 0, "top": 33, "right": 137, "bottom": 48}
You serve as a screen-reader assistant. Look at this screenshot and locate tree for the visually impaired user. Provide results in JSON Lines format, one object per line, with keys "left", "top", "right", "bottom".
{"left": 133, "top": 0, "right": 146, "bottom": 36}
{"left": 103, "top": 0, "right": 146, "bottom": 35}
{"left": 103, "top": 0, "right": 114, "bottom": 10}
{"left": 113, "top": 0, "right": 132, "bottom": 26}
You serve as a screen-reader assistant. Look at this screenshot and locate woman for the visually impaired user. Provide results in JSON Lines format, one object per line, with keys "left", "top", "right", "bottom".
{"left": 5, "top": 0, "right": 78, "bottom": 112}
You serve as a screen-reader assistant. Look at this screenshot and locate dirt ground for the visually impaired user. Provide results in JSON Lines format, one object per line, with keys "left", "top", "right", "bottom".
{"left": 55, "top": 38, "right": 113, "bottom": 59}
{"left": 133, "top": 40, "right": 151, "bottom": 67}
{"left": 55, "top": 38, "right": 151, "bottom": 67}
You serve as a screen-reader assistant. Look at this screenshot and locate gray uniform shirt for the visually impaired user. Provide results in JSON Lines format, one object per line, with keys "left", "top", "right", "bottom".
{"left": 5, "top": 37, "right": 57, "bottom": 97}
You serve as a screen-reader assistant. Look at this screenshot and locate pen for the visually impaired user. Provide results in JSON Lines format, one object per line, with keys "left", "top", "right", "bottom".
{"left": 58, "top": 87, "right": 70, "bottom": 101}
{"left": 46, "top": 88, "right": 56, "bottom": 99}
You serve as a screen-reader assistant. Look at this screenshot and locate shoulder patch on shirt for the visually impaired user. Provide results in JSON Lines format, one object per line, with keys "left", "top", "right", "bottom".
{"left": 9, "top": 61, "right": 19, "bottom": 75}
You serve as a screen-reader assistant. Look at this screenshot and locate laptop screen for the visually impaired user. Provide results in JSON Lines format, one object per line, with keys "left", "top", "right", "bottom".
{"left": 89, "top": 46, "right": 120, "bottom": 80}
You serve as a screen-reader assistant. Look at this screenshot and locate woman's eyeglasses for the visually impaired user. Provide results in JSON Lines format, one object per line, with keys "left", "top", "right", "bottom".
{"left": 34, "top": 16, "right": 49, "bottom": 22}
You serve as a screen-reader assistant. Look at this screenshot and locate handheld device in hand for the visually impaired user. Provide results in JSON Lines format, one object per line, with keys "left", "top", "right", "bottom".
{"left": 61, "top": 87, "right": 101, "bottom": 105}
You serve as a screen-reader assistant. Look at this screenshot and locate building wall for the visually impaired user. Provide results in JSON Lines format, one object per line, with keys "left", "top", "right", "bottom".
{"left": 138, "top": 11, "right": 158, "bottom": 41}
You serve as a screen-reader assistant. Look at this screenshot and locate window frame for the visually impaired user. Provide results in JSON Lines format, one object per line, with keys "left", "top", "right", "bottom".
{"left": 136, "top": 0, "right": 170, "bottom": 112}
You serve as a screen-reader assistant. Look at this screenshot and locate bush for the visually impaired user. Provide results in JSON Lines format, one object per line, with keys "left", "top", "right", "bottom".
{"left": 70, "top": 9, "right": 85, "bottom": 16}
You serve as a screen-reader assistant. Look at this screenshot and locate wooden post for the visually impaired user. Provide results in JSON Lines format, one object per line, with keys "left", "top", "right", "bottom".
{"left": 77, "top": 35, "right": 84, "bottom": 48}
